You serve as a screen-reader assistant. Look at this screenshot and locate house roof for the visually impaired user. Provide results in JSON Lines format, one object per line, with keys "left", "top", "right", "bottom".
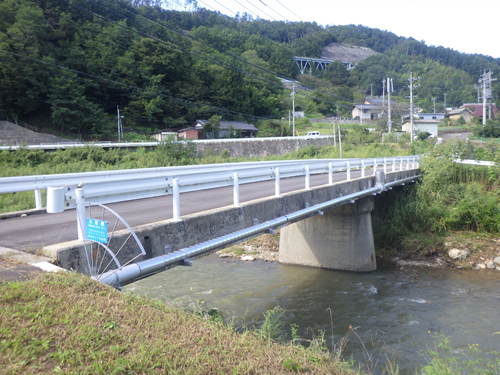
{"left": 352, "top": 104, "right": 382, "bottom": 110}
{"left": 150, "top": 128, "right": 180, "bottom": 134}
{"left": 402, "top": 120, "right": 440, "bottom": 126}
{"left": 195, "top": 120, "right": 258, "bottom": 132}
{"left": 177, "top": 127, "right": 199, "bottom": 133}
{"left": 446, "top": 108, "right": 473, "bottom": 116}
{"left": 462, "top": 103, "right": 498, "bottom": 117}
{"left": 364, "top": 97, "right": 395, "bottom": 105}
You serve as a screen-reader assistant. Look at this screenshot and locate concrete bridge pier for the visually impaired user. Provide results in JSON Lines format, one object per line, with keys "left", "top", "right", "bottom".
{"left": 279, "top": 196, "right": 376, "bottom": 272}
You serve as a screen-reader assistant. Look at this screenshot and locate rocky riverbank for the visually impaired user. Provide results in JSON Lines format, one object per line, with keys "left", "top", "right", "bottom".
{"left": 217, "top": 230, "right": 500, "bottom": 272}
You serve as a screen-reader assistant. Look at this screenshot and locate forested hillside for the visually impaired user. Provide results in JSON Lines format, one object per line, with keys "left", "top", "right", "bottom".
{"left": 1, "top": 0, "right": 499, "bottom": 139}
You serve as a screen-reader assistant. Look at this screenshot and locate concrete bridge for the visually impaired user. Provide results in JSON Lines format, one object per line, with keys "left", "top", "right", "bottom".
{"left": 0, "top": 157, "right": 420, "bottom": 288}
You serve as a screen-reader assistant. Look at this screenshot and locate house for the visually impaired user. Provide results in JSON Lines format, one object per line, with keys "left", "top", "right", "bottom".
{"left": 446, "top": 108, "right": 474, "bottom": 123}
{"left": 177, "top": 127, "right": 200, "bottom": 140}
{"left": 351, "top": 104, "right": 382, "bottom": 121}
{"left": 363, "top": 97, "right": 395, "bottom": 106}
{"left": 151, "top": 130, "right": 178, "bottom": 141}
{"left": 462, "top": 103, "right": 498, "bottom": 120}
{"left": 194, "top": 120, "right": 259, "bottom": 138}
{"left": 418, "top": 113, "right": 445, "bottom": 121}
{"left": 401, "top": 120, "right": 439, "bottom": 137}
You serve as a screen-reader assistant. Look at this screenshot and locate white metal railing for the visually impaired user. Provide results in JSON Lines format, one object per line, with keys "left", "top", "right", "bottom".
{"left": 453, "top": 159, "right": 496, "bottom": 166}
{"left": 0, "top": 135, "right": 335, "bottom": 151}
{"left": 1, "top": 156, "right": 420, "bottom": 215}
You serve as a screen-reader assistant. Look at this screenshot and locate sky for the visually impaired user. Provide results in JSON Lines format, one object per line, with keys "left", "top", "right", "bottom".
{"left": 185, "top": 0, "right": 500, "bottom": 59}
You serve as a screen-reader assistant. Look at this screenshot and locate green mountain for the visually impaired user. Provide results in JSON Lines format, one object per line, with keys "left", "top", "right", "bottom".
{"left": 0, "top": 0, "right": 498, "bottom": 138}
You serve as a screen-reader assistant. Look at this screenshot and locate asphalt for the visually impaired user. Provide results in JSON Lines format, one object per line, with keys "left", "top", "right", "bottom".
{"left": 0, "top": 246, "right": 64, "bottom": 283}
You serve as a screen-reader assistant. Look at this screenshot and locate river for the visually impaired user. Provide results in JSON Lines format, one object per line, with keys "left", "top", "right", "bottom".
{"left": 123, "top": 254, "right": 500, "bottom": 374}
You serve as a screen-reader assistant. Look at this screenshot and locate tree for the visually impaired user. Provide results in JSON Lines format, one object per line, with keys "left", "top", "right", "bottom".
{"left": 47, "top": 71, "right": 107, "bottom": 135}
{"left": 203, "top": 114, "right": 221, "bottom": 139}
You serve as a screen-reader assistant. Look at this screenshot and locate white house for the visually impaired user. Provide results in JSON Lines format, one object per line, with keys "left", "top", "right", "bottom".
{"left": 351, "top": 104, "right": 382, "bottom": 120}
{"left": 401, "top": 120, "right": 439, "bottom": 137}
{"left": 418, "top": 113, "right": 445, "bottom": 121}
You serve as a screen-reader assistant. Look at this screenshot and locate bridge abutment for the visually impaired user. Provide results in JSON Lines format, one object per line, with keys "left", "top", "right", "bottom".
{"left": 279, "top": 196, "right": 376, "bottom": 272}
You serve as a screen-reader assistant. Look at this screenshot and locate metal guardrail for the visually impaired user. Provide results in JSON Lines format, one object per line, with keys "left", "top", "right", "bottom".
{"left": 453, "top": 159, "right": 496, "bottom": 166}
{"left": 1, "top": 156, "right": 420, "bottom": 244}
{"left": 1, "top": 156, "right": 420, "bottom": 209}
{"left": 0, "top": 136, "right": 335, "bottom": 151}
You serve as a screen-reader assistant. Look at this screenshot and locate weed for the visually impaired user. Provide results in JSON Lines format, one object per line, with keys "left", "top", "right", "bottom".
{"left": 0, "top": 272, "right": 352, "bottom": 374}
{"left": 420, "top": 332, "right": 499, "bottom": 374}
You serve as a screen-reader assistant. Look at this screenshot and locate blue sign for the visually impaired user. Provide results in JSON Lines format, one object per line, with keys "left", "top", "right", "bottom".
{"left": 86, "top": 218, "right": 108, "bottom": 243}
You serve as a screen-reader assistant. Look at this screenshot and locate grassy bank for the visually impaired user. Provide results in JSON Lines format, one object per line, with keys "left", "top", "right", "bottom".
{"left": 372, "top": 141, "right": 500, "bottom": 261}
{"left": 0, "top": 270, "right": 355, "bottom": 374}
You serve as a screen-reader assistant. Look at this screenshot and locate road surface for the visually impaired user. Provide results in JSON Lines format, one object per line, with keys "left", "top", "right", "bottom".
{"left": 1, "top": 169, "right": 369, "bottom": 250}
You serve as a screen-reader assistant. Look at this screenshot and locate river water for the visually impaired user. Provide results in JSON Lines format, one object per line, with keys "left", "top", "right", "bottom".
{"left": 124, "top": 254, "right": 500, "bottom": 373}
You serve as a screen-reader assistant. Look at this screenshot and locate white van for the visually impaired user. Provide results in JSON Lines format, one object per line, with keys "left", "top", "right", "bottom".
{"left": 305, "top": 131, "right": 320, "bottom": 139}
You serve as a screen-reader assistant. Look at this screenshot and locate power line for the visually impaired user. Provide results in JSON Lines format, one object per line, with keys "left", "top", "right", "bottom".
{"left": 234, "top": 0, "right": 259, "bottom": 18}
{"left": 0, "top": 49, "right": 269, "bottom": 121}
{"left": 244, "top": 0, "right": 277, "bottom": 20}
{"left": 274, "top": 0, "right": 303, "bottom": 21}
{"left": 82, "top": 0, "right": 355, "bottom": 106}
{"left": 255, "top": 0, "right": 288, "bottom": 20}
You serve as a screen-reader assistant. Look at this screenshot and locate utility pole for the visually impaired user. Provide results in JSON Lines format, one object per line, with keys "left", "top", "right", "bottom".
{"left": 387, "top": 77, "right": 393, "bottom": 132}
{"left": 291, "top": 82, "right": 296, "bottom": 137}
{"left": 432, "top": 97, "right": 437, "bottom": 113}
{"left": 333, "top": 118, "right": 336, "bottom": 147}
{"left": 443, "top": 93, "right": 447, "bottom": 109}
{"left": 117, "top": 105, "right": 123, "bottom": 142}
{"left": 408, "top": 72, "right": 420, "bottom": 144}
{"left": 370, "top": 83, "right": 373, "bottom": 97}
{"left": 382, "top": 78, "right": 386, "bottom": 109}
{"left": 338, "top": 124, "right": 342, "bottom": 158}
{"left": 480, "top": 70, "right": 496, "bottom": 125}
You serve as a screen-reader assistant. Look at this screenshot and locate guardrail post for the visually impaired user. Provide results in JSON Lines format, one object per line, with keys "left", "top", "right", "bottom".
{"left": 34, "top": 189, "right": 42, "bottom": 209}
{"left": 400, "top": 157, "right": 403, "bottom": 171}
{"left": 328, "top": 162, "right": 333, "bottom": 185}
{"left": 275, "top": 167, "right": 280, "bottom": 196}
{"left": 76, "top": 187, "right": 87, "bottom": 241}
{"left": 361, "top": 160, "right": 365, "bottom": 177}
{"left": 346, "top": 161, "right": 351, "bottom": 180}
{"left": 173, "top": 178, "right": 180, "bottom": 220}
{"left": 233, "top": 172, "right": 239, "bottom": 207}
{"left": 383, "top": 158, "right": 387, "bottom": 174}
{"left": 392, "top": 158, "right": 396, "bottom": 172}
{"left": 373, "top": 158, "right": 377, "bottom": 176}
{"left": 305, "top": 165, "right": 310, "bottom": 190}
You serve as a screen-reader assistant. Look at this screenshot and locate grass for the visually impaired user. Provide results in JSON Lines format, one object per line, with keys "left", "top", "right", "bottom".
{"left": 0, "top": 271, "right": 355, "bottom": 374}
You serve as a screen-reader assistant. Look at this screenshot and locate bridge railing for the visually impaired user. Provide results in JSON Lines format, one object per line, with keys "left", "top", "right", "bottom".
{"left": 1, "top": 156, "right": 420, "bottom": 215}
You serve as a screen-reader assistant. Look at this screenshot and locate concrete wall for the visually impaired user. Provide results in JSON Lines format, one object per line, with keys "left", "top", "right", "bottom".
{"left": 45, "top": 169, "right": 420, "bottom": 275}
{"left": 195, "top": 138, "right": 335, "bottom": 158}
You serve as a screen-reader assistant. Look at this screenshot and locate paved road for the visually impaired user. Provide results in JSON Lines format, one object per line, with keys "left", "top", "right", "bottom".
{"left": 0, "top": 169, "right": 369, "bottom": 250}
{"left": 439, "top": 132, "right": 472, "bottom": 142}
